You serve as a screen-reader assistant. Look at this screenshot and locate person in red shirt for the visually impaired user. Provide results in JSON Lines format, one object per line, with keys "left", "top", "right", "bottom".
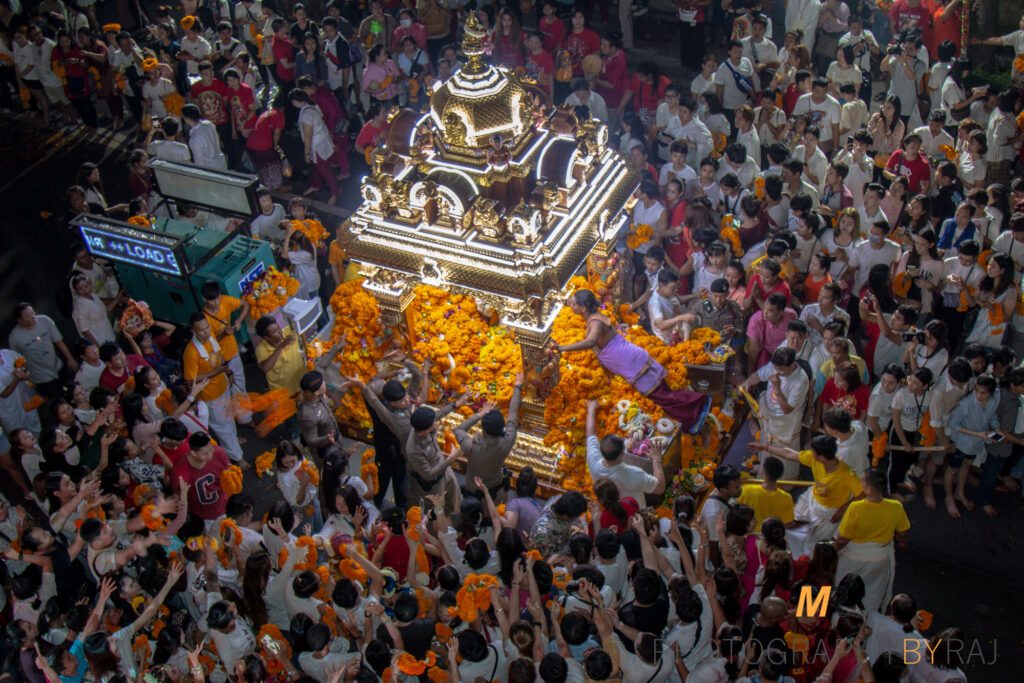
{"left": 189, "top": 61, "right": 230, "bottom": 127}
{"left": 491, "top": 7, "right": 525, "bottom": 69}
{"left": 562, "top": 9, "right": 600, "bottom": 78}
{"left": 53, "top": 31, "right": 98, "bottom": 127}
{"left": 538, "top": 0, "right": 567, "bottom": 55}
{"left": 884, "top": 133, "right": 931, "bottom": 194}
{"left": 818, "top": 363, "right": 870, "bottom": 423}
{"left": 355, "top": 101, "right": 389, "bottom": 156}
{"left": 627, "top": 62, "right": 671, "bottom": 123}
{"left": 783, "top": 70, "right": 812, "bottom": 116}
{"left": 593, "top": 32, "right": 628, "bottom": 123}
{"left": 369, "top": 507, "right": 411, "bottom": 580}
{"left": 156, "top": 418, "right": 191, "bottom": 469}
{"left": 98, "top": 343, "right": 152, "bottom": 395}
{"left": 931, "top": 0, "right": 966, "bottom": 54}
{"left": 171, "top": 432, "right": 231, "bottom": 523}
{"left": 525, "top": 32, "right": 554, "bottom": 97}
{"left": 271, "top": 18, "right": 296, "bottom": 89}
{"left": 224, "top": 68, "right": 258, "bottom": 139}
{"left": 245, "top": 92, "right": 288, "bottom": 191}
{"left": 746, "top": 258, "right": 793, "bottom": 310}
{"left": 889, "top": 0, "right": 932, "bottom": 40}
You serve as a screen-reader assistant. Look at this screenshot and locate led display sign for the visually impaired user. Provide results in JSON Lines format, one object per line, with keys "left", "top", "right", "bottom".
{"left": 78, "top": 221, "right": 185, "bottom": 277}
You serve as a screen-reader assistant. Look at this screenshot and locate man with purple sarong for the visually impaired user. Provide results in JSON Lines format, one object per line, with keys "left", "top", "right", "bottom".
{"left": 554, "top": 290, "right": 712, "bottom": 435}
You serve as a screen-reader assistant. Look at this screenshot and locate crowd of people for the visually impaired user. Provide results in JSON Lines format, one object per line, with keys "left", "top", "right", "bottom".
{"left": 4, "top": 0, "right": 1024, "bottom": 680}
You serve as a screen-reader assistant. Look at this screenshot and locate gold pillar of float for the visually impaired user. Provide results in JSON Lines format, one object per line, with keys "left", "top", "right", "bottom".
{"left": 340, "top": 13, "right": 643, "bottom": 488}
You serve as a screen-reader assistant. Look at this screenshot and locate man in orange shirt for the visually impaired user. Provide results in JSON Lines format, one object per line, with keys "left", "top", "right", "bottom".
{"left": 183, "top": 311, "right": 245, "bottom": 466}
{"left": 200, "top": 281, "right": 252, "bottom": 426}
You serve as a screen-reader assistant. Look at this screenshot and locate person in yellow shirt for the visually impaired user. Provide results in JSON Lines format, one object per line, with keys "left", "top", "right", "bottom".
{"left": 254, "top": 314, "right": 306, "bottom": 441}
{"left": 750, "top": 434, "right": 864, "bottom": 558}
{"left": 738, "top": 455, "right": 795, "bottom": 530}
{"left": 183, "top": 311, "right": 245, "bottom": 466}
{"left": 836, "top": 467, "right": 910, "bottom": 613}
{"left": 328, "top": 223, "right": 353, "bottom": 288}
{"left": 200, "top": 281, "right": 252, "bottom": 425}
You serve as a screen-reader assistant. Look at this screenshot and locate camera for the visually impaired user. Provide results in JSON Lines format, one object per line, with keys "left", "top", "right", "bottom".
{"left": 564, "top": 580, "right": 581, "bottom": 594}
{"left": 902, "top": 327, "right": 926, "bottom": 344}
{"left": 887, "top": 44, "right": 902, "bottom": 56}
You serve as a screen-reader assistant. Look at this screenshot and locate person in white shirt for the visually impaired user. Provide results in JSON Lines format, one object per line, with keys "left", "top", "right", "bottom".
{"left": 690, "top": 55, "right": 718, "bottom": 101}
{"left": 715, "top": 41, "right": 755, "bottom": 111}
{"left": 824, "top": 407, "right": 871, "bottom": 476}
{"left": 585, "top": 399, "right": 665, "bottom": 503}
{"left": 847, "top": 220, "right": 901, "bottom": 295}
{"left": 786, "top": 0, "right": 821, "bottom": 53}
{"left": 993, "top": 213, "right": 1024, "bottom": 276}
{"left": 141, "top": 63, "right": 178, "bottom": 119}
{"left": 734, "top": 105, "right": 762, "bottom": 164}
{"left": 648, "top": 270, "right": 686, "bottom": 345}
{"left": 754, "top": 92, "right": 787, "bottom": 148}
{"left": 983, "top": 90, "right": 1020, "bottom": 185}
{"left": 792, "top": 126, "right": 829, "bottom": 192}
{"left": 716, "top": 142, "right": 761, "bottom": 189}
{"left": 565, "top": 79, "right": 609, "bottom": 124}
{"left": 858, "top": 181, "right": 888, "bottom": 227}
{"left": 298, "top": 623, "right": 360, "bottom": 682}
{"left": 913, "top": 110, "right": 955, "bottom": 158}
{"left": 658, "top": 140, "right": 697, "bottom": 190}
{"left": 837, "top": 83, "right": 868, "bottom": 148}
{"left": 792, "top": 77, "right": 842, "bottom": 153}
{"left": 147, "top": 118, "right": 192, "bottom": 162}
{"left": 669, "top": 98, "right": 713, "bottom": 172}
{"left": 73, "top": 339, "right": 106, "bottom": 393}
{"left": 181, "top": 103, "right": 228, "bottom": 170}
{"left": 741, "top": 346, "right": 810, "bottom": 479}
{"left": 70, "top": 276, "right": 119, "bottom": 346}
{"left": 179, "top": 18, "right": 212, "bottom": 75}
{"left": 839, "top": 16, "right": 879, "bottom": 100}
{"left": 800, "top": 283, "right": 851, "bottom": 347}
{"left": 782, "top": 157, "right": 820, "bottom": 206}
{"left": 742, "top": 14, "right": 778, "bottom": 68}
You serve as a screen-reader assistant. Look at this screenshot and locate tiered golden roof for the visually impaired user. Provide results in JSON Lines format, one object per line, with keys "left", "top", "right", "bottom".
{"left": 342, "top": 14, "right": 639, "bottom": 335}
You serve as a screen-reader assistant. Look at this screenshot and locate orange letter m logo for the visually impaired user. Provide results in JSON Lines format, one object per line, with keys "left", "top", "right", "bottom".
{"left": 795, "top": 585, "right": 831, "bottom": 618}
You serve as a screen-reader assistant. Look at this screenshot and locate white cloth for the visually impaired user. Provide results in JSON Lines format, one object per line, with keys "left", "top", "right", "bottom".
{"left": 564, "top": 91, "right": 609, "bottom": 124}
{"left": 835, "top": 540, "right": 895, "bottom": 613}
{"left": 142, "top": 77, "right": 177, "bottom": 119}
{"left": 792, "top": 93, "right": 842, "bottom": 145}
{"left": 669, "top": 117, "right": 713, "bottom": 172}
{"left": 714, "top": 57, "right": 755, "bottom": 109}
{"left": 585, "top": 434, "right": 659, "bottom": 503}
{"left": 787, "top": 492, "right": 841, "bottom": 559}
{"left": 848, "top": 238, "right": 901, "bottom": 293}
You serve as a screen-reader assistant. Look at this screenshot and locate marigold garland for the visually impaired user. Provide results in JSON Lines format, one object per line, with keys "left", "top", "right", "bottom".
{"left": 455, "top": 574, "right": 501, "bottom": 622}
{"left": 132, "top": 484, "right": 152, "bottom": 507}
{"left": 1015, "top": 55, "right": 1024, "bottom": 72}
{"left": 919, "top": 411, "right": 936, "bottom": 448}
{"left": 435, "top": 622, "right": 454, "bottom": 641}
{"left": 220, "top": 466, "right": 243, "bottom": 496}
{"left": 871, "top": 433, "right": 888, "bottom": 467}
{"left": 140, "top": 505, "right": 167, "bottom": 532}
{"left": 219, "top": 518, "right": 242, "bottom": 546}
{"left": 720, "top": 214, "right": 744, "bottom": 257}
{"left": 625, "top": 223, "right": 653, "bottom": 250}
{"left": 892, "top": 271, "right": 912, "bottom": 298}
{"left": 427, "top": 666, "right": 450, "bottom": 683}
{"left": 295, "top": 536, "right": 318, "bottom": 571}
{"left": 988, "top": 303, "right": 1005, "bottom": 327}
{"left": 257, "top": 624, "right": 291, "bottom": 676}
{"left": 255, "top": 450, "right": 276, "bottom": 477}
{"left": 298, "top": 459, "right": 320, "bottom": 486}
{"left": 243, "top": 266, "right": 301, "bottom": 319}
{"left": 397, "top": 653, "right": 427, "bottom": 676}
{"left": 339, "top": 558, "right": 368, "bottom": 584}
{"left": 956, "top": 286, "right": 975, "bottom": 313}
{"left": 938, "top": 144, "right": 956, "bottom": 162}
{"left": 329, "top": 279, "right": 391, "bottom": 425}
{"left": 290, "top": 218, "right": 329, "bottom": 247}
{"left": 711, "top": 132, "right": 728, "bottom": 158}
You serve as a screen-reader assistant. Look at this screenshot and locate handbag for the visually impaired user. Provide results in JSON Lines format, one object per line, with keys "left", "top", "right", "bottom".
{"left": 723, "top": 58, "right": 753, "bottom": 96}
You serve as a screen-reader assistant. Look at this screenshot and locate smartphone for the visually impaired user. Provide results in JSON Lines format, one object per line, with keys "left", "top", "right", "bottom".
{"left": 988, "top": 432, "right": 1004, "bottom": 442}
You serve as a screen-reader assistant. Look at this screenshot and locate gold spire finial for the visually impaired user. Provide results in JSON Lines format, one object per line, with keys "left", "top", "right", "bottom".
{"left": 461, "top": 11, "right": 488, "bottom": 74}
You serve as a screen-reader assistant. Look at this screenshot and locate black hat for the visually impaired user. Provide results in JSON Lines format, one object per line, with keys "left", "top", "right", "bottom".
{"left": 381, "top": 380, "right": 406, "bottom": 402}
{"left": 300, "top": 371, "right": 323, "bottom": 392}
{"left": 410, "top": 406, "right": 436, "bottom": 431}
{"left": 481, "top": 410, "right": 505, "bottom": 437}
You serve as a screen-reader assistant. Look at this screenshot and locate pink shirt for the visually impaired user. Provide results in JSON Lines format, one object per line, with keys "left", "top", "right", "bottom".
{"left": 393, "top": 23, "right": 427, "bottom": 51}
{"left": 747, "top": 307, "right": 798, "bottom": 367}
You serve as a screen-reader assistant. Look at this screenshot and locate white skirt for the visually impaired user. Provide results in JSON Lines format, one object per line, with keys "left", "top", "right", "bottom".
{"left": 786, "top": 491, "right": 840, "bottom": 559}
{"left": 836, "top": 540, "right": 895, "bottom": 614}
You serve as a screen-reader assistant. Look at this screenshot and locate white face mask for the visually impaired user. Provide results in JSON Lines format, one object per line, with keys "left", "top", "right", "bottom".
{"left": 400, "top": 18, "right": 411, "bottom": 28}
